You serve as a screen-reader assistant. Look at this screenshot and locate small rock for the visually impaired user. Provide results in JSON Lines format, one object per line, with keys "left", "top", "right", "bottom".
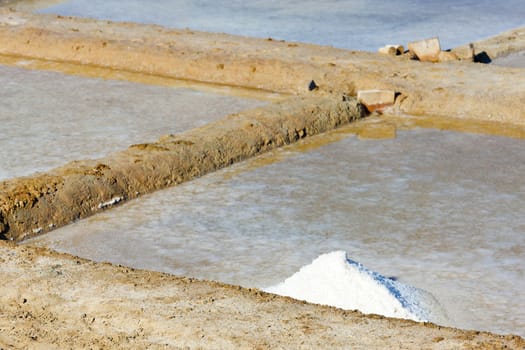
{"left": 308, "top": 80, "right": 319, "bottom": 91}
{"left": 378, "top": 45, "right": 404, "bottom": 56}
{"left": 379, "top": 46, "right": 397, "bottom": 55}
{"left": 408, "top": 37, "right": 441, "bottom": 62}
{"left": 357, "top": 90, "right": 396, "bottom": 112}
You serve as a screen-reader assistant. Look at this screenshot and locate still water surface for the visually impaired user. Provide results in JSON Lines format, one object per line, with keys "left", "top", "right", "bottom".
{"left": 40, "top": 0, "right": 525, "bottom": 51}
{"left": 0, "top": 65, "right": 264, "bottom": 181}
{"left": 28, "top": 129, "right": 525, "bottom": 336}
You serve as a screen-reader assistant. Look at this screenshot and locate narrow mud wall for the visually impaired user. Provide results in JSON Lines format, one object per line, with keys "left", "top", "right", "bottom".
{"left": 0, "top": 95, "right": 364, "bottom": 241}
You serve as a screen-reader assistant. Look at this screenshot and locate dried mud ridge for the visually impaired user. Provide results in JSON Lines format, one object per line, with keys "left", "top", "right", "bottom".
{"left": 0, "top": 9, "right": 524, "bottom": 241}
{"left": 0, "top": 95, "right": 364, "bottom": 241}
{"left": 0, "top": 8, "right": 524, "bottom": 349}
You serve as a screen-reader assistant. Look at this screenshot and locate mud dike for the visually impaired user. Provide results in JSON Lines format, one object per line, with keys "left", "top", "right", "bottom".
{"left": 1, "top": 9, "right": 525, "bottom": 241}
{"left": 0, "top": 8, "right": 524, "bottom": 349}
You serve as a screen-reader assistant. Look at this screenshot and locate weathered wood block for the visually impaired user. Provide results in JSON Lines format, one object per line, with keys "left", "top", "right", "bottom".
{"left": 357, "top": 89, "right": 395, "bottom": 112}
{"left": 408, "top": 37, "right": 441, "bottom": 62}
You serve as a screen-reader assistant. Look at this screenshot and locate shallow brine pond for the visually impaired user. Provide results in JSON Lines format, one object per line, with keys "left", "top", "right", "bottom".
{"left": 27, "top": 128, "right": 525, "bottom": 337}
{"left": 38, "top": 0, "right": 525, "bottom": 51}
{"left": 0, "top": 64, "right": 265, "bottom": 181}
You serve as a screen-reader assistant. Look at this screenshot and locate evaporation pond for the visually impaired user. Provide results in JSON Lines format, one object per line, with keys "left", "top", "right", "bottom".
{"left": 0, "top": 64, "right": 265, "bottom": 181}
{"left": 39, "top": 0, "right": 525, "bottom": 51}
{"left": 27, "top": 128, "right": 525, "bottom": 337}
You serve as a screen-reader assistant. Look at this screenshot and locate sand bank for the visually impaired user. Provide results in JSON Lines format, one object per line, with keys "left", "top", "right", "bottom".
{"left": 1, "top": 241, "right": 523, "bottom": 349}
{"left": 494, "top": 50, "right": 525, "bottom": 68}
{"left": 454, "top": 26, "right": 525, "bottom": 61}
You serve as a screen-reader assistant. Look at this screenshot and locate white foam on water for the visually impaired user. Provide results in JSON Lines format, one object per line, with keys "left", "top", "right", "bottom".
{"left": 265, "top": 251, "right": 447, "bottom": 323}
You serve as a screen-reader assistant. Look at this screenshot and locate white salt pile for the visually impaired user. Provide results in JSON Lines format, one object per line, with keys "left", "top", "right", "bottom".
{"left": 265, "top": 251, "right": 447, "bottom": 323}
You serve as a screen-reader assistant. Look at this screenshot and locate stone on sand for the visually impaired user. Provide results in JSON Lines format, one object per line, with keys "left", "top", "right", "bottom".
{"left": 408, "top": 37, "right": 441, "bottom": 62}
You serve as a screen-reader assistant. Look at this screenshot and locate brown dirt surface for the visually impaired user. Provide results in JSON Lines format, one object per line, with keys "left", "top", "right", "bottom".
{"left": 1, "top": 241, "right": 524, "bottom": 349}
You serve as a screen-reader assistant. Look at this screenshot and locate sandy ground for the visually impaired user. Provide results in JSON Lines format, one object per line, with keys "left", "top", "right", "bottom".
{"left": 1, "top": 241, "right": 524, "bottom": 350}
{"left": 454, "top": 26, "right": 525, "bottom": 61}
{"left": 0, "top": 8, "right": 524, "bottom": 349}
{"left": 494, "top": 50, "right": 525, "bottom": 68}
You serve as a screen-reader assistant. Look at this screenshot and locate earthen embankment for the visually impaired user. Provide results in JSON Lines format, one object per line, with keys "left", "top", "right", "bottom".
{"left": 1, "top": 241, "right": 524, "bottom": 349}
{"left": 0, "top": 95, "right": 363, "bottom": 241}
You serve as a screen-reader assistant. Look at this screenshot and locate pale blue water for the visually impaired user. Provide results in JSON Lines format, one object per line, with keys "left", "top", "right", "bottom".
{"left": 0, "top": 64, "right": 264, "bottom": 181}
{"left": 40, "top": 0, "right": 525, "bottom": 51}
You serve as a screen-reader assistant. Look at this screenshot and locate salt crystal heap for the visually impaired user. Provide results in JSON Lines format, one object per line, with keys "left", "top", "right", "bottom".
{"left": 265, "top": 251, "right": 447, "bottom": 323}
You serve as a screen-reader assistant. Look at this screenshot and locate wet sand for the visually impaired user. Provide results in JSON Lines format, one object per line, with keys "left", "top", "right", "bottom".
{"left": 0, "top": 8, "right": 524, "bottom": 349}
